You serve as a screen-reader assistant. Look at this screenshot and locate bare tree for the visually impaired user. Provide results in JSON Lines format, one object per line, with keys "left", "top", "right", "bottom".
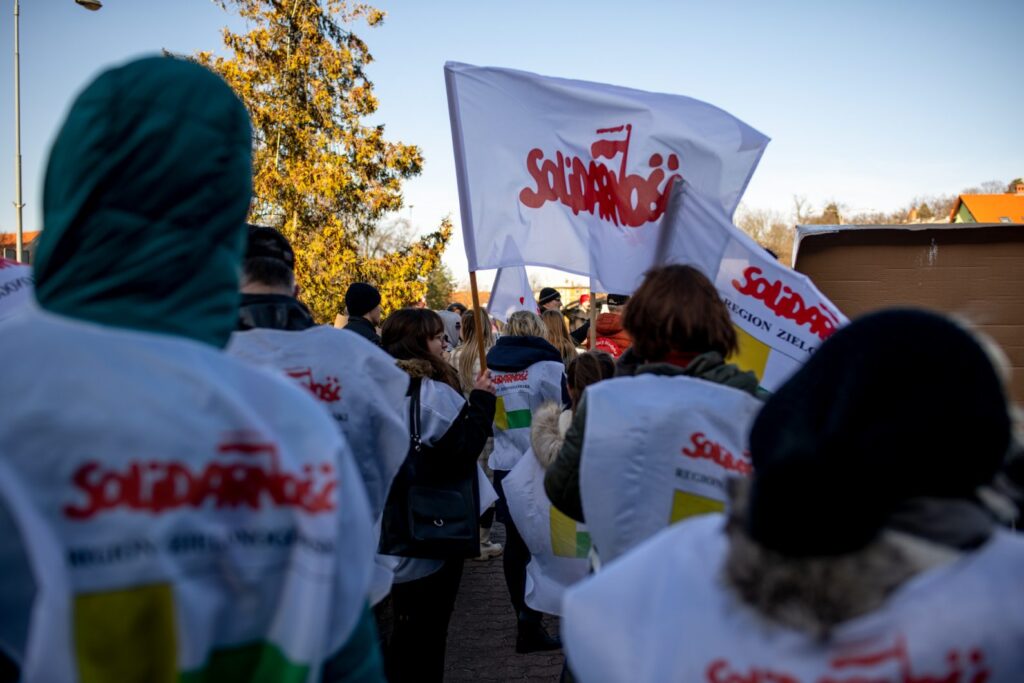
{"left": 358, "top": 216, "right": 417, "bottom": 259}
{"left": 792, "top": 195, "right": 811, "bottom": 224}
{"left": 980, "top": 179, "right": 1008, "bottom": 194}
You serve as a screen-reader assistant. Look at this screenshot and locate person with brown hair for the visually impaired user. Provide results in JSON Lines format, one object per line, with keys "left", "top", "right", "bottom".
{"left": 531, "top": 351, "right": 616, "bottom": 467}
{"left": 541, "top": 308, "right": 580, "bottom": 365}
{"left": 545, "top": 264, "right": 766, "bottom": 523}
{"left": 378, "top": 308, "right": 496, "bottom": 682}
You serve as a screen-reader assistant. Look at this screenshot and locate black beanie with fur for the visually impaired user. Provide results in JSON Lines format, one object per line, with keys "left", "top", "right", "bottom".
{"left": 746, "top": 308, "right": 1011, "bottom": 557}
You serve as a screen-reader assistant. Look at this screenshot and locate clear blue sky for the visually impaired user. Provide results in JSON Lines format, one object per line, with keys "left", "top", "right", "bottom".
{"left": 2, "top": 0, "right": 1021, "bottom": 286}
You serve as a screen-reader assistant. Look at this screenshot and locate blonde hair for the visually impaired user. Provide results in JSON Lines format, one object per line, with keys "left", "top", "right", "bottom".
{"left": 504, "top": 310, "right": 546, "bottom": 338}
{"left": 541, "top": 309, "right": 579, "bottom": 366}
{"left": 455, "top": 309, "right": 495, "bottom": 394}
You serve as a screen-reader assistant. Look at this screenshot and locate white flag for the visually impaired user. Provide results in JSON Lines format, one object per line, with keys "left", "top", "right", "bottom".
{"left": 486, "top": 265, "right": 536, "bottom": 322}
{"left": 445, "top": 62, "right": 769, "bottom": 293}
{"left": 661, "top": 184, "right": 848, "bottom": 390}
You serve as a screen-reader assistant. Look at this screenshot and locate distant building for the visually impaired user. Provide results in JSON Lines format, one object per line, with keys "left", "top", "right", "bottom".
{"left": 949, "top": 181, "right": 1024, "bottom": 223}
{"left": 0, "top": 231, "right": 41, "bottom": 264}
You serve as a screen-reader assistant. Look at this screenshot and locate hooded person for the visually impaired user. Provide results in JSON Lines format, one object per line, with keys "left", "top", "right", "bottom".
{"left": 227, "top": 226, "right": 410, "bottom": 604}
{"left": 562, "top": 309, "right": 1024, "bottom": 683}
{"left": 435, "top": 309, "right": 462, "bottom": 358}
{"left": 484, "top": 311, "right": 569, "bottom": 653}
{"left": 0, "top": 57, "right": 384, "bottom": 682}
{"left": 343, "top": 282, "right": 382, "bottom": 346}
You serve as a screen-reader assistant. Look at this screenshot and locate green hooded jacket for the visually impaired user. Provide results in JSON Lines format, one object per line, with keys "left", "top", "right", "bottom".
{"left": 21, "top": 56, "right": 384, "bottom": 683}
{"left": 33, "top": 56, "right": 252, "bottom": 348}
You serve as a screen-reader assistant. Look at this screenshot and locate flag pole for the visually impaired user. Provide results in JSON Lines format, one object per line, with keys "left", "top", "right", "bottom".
{"left": 469, "top": 270, "right": 488, "bottom": 375}
{"left": 588, "top": 278, "right": 598, "bottom": 350}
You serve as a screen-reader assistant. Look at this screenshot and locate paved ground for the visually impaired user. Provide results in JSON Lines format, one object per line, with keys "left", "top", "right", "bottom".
{"left": 444, "top": 523, "right": 565, "bottom": 682}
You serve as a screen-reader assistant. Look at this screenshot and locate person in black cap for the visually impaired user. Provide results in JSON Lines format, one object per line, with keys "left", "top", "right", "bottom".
{"left": 537, "top": 287, "right": 562, "bottom": 312}
{"left": 231, "top": 226, "right": 409, "bottom": 522}
{"left": 344, "top": 282, "right": 383, "bottom": 346}
{"left": 236, "top": 225, "right": 317, "bottom": 330}
{"left": 559, "top": 308, "right": 1024, "bottom": 681}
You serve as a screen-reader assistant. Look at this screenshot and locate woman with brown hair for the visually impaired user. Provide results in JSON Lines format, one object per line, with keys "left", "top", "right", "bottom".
{"left": 378, "top": 308, "right": 496, "bottom": 682}
{"left": 544, "top": 264, "right": 766, "bottom": 523}
{"left": 541, "top": 308, "right": 580, "bottom": 366}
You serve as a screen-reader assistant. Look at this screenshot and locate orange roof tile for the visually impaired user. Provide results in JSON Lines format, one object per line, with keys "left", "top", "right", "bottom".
{"left": 0, "top": 231, "right": 41, "bottom": 248}
{"left": 952, "top": 194, "right": 1024, "bottom": 223}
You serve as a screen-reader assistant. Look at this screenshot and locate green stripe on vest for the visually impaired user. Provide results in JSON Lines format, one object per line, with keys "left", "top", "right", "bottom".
{"left": 504, "top": 408, "right": 532, "bottom": 430}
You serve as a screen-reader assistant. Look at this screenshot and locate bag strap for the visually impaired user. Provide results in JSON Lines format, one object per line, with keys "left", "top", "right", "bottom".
{"left": 407, "top": 376, "right": 423, "bottom": 450}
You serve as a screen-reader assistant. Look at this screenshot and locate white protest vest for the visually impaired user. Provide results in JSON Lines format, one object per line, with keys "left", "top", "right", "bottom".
{"left": 228, "top": 325, "right": 409, "bottom": 521}
{"left": 564, "top": 515, "right": 1024, "bottom": 683}
{"left": 0, "top": 307, "right": 375, "bottom": 682}
{"left": 489, "top": 360, "right": 565, "bottom": 471}
{"left": 503, "top": 448, "right": 590, "bottom": 615}
{"left": 0, "top": 258, "right": 33, "bottom": 321}
{"left": 580, "top": 374, "right": 761, "bottom": 564}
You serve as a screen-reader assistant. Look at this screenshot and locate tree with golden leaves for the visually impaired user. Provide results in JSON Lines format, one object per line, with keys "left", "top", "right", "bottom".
{"left": 196, "top": 0, "right": 449, "bottom": 321}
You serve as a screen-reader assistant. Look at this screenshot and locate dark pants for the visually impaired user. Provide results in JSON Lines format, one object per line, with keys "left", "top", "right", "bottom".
{"left": 493, "top": 469, "right": 541, "bottom": 621}
{"left": 385, "top": 559, "right": 465, "bottom": 683}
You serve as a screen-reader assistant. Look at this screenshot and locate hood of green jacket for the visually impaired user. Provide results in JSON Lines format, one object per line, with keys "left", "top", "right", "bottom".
{"left": 33, "top": 56, "right": 252, "bottom": 348}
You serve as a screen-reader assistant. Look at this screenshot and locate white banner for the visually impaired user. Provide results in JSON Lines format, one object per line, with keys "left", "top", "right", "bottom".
{"left": 656, "top": 184, "right": 847, "bottom": 391}
{"left": 446, "top": 62, "right": 769, "bottom": 294}
{"left": 487, "top": 265, "right": 536, "bottom": 322}
{"left": 0, "top": 258, "right": 33, "bottom": 321}
{"left": 503, "top": 448, "right": 590, "bottom": 615}
{"left": 580, "top": 374, "right": 761, "bottom": 565}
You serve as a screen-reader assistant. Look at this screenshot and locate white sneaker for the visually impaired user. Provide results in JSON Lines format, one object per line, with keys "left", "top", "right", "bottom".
{"left": 475, "top": 540, "right": 503, "bottom": 560}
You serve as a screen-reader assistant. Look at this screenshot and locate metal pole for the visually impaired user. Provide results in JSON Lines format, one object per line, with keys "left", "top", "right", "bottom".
{"left": 13, "top": 0, "right": 25, "bottom": 262}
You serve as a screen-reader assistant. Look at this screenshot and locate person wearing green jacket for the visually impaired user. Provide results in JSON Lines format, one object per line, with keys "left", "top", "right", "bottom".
{"left": 0, "top": 57, "right": 383, "bottom": 683}
{"left": 544, "top": 265, "right": 768, "bottom": 523}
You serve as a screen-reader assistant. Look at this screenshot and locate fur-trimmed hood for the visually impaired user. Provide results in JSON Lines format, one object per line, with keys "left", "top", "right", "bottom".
{"left": 530, "top": 402, "right": 572, "bottom": 469}
{"left": 723, "top": 478, "right": 971, "bottom": 639}
{"left": 395, "top": 358, "right": 434, "bottom": 379}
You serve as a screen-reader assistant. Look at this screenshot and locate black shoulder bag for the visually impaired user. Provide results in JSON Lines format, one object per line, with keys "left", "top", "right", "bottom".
{"left": 378, "top": 377, "right": 480, "bottom": 559}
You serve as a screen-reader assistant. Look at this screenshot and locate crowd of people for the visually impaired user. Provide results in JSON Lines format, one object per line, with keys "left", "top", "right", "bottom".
{"left": 0, "top": 56, "right": 1022, "bottom": 683}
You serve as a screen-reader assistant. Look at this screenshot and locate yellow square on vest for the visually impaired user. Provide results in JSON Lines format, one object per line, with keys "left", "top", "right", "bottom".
{"left": 74, "top": 582, "right": 177, "bottom": 683}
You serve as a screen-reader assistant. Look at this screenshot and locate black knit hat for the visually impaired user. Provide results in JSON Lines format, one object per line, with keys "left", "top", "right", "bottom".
{"left": 245, "top": 225, "right": 294, "bottom": 268}
{"left": 345, "top": 282, "right": 381, "bottom": 318}
{"left": 538, "top": 287, "right": 561, "bottom": 306}
{"left": 746, "top": 308, "right": 1010, "bottom": 557}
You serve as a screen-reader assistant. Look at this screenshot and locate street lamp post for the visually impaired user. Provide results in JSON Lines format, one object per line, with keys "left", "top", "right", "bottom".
{"left": 12, "top": 0, "right": 101, "bottom": 263}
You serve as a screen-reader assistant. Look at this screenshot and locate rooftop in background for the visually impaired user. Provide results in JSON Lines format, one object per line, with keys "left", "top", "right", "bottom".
{"left": 0, "top": 231, "right": 41, "bottom": 248}
{"left": 950, "top": 190, "right": 1024, "bottom": 224}
{"left": 0, "top": 231, "right": 41, "bottom": 264}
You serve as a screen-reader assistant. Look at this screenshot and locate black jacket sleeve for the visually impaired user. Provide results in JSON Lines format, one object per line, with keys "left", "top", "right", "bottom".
{"left": 430, "top": 389, "right": 496, "bottom": 473}
{"left": 543, "top": 394, "right": 587, "bottom": 522}
{"left": 570, "top": 319, "right": 590, "bottom": 346}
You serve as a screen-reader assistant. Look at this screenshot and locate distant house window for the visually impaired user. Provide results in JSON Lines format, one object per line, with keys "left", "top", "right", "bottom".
{"left": 22, "top": 250, "right": 30, "bottom": 263}
{"left": 2, "top": 248, "right": 13, "bottom": 260}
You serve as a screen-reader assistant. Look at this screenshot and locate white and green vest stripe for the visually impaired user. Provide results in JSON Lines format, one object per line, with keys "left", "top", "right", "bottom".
{"left": 488, "top": 361, "right": 566, "bottom": 472}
